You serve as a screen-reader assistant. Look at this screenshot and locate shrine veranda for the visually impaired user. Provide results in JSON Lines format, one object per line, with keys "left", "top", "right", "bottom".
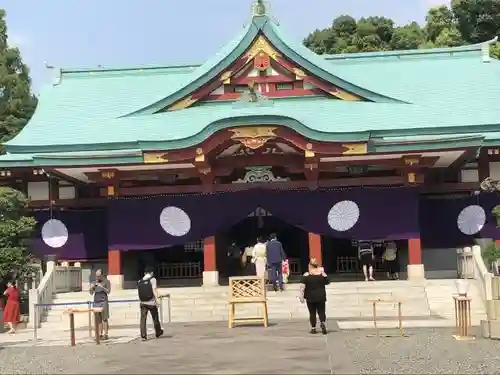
{"left": 1, "top": 1, "right": 500, "bottom": 288}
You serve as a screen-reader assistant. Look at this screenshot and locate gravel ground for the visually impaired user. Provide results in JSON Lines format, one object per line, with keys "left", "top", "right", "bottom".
{"left": 0, "top": 322, "right": 499, "bottom": 374}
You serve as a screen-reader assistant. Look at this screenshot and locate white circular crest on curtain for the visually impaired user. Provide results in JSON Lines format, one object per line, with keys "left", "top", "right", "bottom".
{"left": 327, "top": 200, "right": 360, "bottom": 232}
{"left": 457, "top": 205, "right": 486, "bottom": 235}
{"left": 41, "top": 219, "right": 69, "bottom": 248}
{"left": 159, "top": 206, "right": 191, "bottom": 237}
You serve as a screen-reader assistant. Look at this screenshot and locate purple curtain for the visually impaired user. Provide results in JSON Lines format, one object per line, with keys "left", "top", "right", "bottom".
{"left": 30, "top": 209, "right": 108, "bottom": 260}
{"left": 419, "top": 192, "right": 500, "bottom": 248}
{"left": 108, "top": 187, "right": 420, "bottom": 251}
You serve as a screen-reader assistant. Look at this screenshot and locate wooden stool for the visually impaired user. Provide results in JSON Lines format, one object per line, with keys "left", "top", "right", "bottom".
{"left": 367, "top": 298, "right": 405, "bottom": 337}
{"left": 64, "top": 307, "right": 103, "bottom": 347}
{"left": 228, "top": 276, "right": 268, "bottom": 328}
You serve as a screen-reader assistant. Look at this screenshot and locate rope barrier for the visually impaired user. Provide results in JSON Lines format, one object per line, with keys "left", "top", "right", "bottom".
{"left": 33, "top": 294, "right": 171, "bottom": 341}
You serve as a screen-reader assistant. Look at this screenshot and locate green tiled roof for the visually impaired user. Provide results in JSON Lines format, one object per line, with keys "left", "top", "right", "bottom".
{"left": 3, "top": 11, "right": 500, "bottom": 162}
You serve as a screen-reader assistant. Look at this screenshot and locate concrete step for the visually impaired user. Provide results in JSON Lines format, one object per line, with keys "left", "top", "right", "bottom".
{"left": 39, "top": 279, "right": 486, "bottom": 330}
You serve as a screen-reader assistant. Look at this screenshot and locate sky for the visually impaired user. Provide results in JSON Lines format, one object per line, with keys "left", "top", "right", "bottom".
{"left": 1, "top": 0, "right": 449, "bottom": 92}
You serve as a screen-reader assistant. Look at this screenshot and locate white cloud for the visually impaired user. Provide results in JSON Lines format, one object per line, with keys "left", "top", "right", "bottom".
{"left": 7, "top": 33, "right": 30, "bottom": 48}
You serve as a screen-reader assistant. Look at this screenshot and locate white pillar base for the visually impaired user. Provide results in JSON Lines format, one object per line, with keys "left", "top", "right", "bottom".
{"left": 203, "top": 271, "right": 219, "bottom": 287}
{"left": 407, "top": 264, "right": 425, "bottom": 281}
{"left": 107, "top": 274, "right": 124, "bottom": 290}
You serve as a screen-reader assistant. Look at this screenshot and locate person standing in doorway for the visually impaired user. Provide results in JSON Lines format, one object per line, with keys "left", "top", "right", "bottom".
{"left": 138, "top": 266, "right": 164, "bottom": 341}
{"left": 252, "top": 237, "right": 267, "bottom": 278}
{"left": 382, "top": 241, "right": 400, "bottom": 280}
{"left": 227, "top": 242, "right": 242, "bottom": 277}
{"left": 2, "top": 280, "right": 20, "bottom": 334}
{"left": 266, "top": 233, "right": 286, "bottom": 291}
{"left": 90, "top": 269, "right": 111, "bottom": 340}
{"left": 358, "top": 241, "right": 375, "bottom": 281}
{"left": 299, "top": 258, "right": 329, "bottom": 334}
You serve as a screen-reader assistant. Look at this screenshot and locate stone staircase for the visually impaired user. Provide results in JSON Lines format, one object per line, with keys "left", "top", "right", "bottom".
{"left": 39, "top": 279, "right": 487, "bottom": 332}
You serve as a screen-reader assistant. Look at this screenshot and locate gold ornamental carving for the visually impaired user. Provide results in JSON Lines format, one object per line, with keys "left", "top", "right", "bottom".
{"left": 342, "top": 143, "right": 368, "bottom": 155}
{"left": 245, "top": 36, "right": 281, "bottom": 63}
{"left": 220, "top": 70, "right": 232, "bottom": 84}
{"left": 100, "top": 170, "right": 115, "bottom": 179}
{"left": 293, "top": 68, "right": 306, "bottom": 80}
{"left": 403, "top": 155, "right": 421, "bottom": 166}
{"left": 304, "top": 150, "right": 315, "bottom": 158}
{"left": 167, "top": 95, "right": 197, "bottom": 111}
{"left": 329, "top": 89, "right": 362, "bottom": 101}
{"left": 143, "top": 152, "right": 168, "bottom": 164}
{"left": 229, "top": 126, "right": 277, "bottom": 150}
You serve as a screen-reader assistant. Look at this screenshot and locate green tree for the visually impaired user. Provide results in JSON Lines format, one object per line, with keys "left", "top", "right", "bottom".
{"left": 303, "top": 2, "right": 500, "bottom": 56}
{"left": 451, "top": 0, "right": 500, "bottom": 44}
{"left": 425, "top": 5, "right": 455, "bottom": 42}
{"left": 0, "top": 187, "right": 37, "bottom": 281}
{"left": 0, "top": 9, "right": 37, "bottom": 150}
{"left": 390, "top": 22, "right": 426, "bottom": 50}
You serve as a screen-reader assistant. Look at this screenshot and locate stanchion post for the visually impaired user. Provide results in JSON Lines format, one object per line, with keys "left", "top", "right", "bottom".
{"left": 168, "top": 295, "right": 172, "bottom": 323}
{"left": 87, "top": 300, "right": 92, "bottom": 338}
{"left": 94, "top": 312, "right": 100, "bottom": 345}
{"left": 159, "top": 296, "right": 164, "bottom": 325}
{"left": 69, "top": 312, "right": 76, "bottom": 347}
{"left": 33, "top": 303, "right": 38, "bottom": 341}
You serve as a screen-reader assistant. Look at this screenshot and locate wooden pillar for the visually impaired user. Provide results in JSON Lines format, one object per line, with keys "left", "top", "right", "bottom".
{"left": 107, "top": 249, "right": 123, "bottom": 289}
{"left": 478, "top": 148, "right": 490, "bottom": 182}
{"left": 203, "top": 236, "right": 218, "bottom": 286}
{"left": 408, "top": 238, "right": 422, "bottom": 265}
{"left": 407, "top": 238, "right": 425, "bottom": 280}
{"left": 308, "top": 233, "right": 322, "bottom": 265}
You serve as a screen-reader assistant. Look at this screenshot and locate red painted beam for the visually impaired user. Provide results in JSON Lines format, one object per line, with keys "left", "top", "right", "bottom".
{"left": 112, "top": 176, "right": 408, "bottom": 196}
{"left": 206, "top": 89, "right": 323, "bottom": 101}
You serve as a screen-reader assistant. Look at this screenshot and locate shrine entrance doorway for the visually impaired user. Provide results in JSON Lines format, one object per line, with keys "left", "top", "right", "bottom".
{"left": 216, "top": 207, "right": 308, "bottom": 280}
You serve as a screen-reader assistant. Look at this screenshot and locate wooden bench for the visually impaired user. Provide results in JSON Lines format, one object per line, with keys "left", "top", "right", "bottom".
{"left": 366, "top": 298, "right": 405, "bottom": 337}
{"left": 228, "top": 276, "right": 268, "bottom": 328}
{"left": 64, "top": 307, "right": 103, "bottom": 346}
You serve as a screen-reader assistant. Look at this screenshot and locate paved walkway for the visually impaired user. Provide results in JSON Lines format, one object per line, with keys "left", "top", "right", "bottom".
{"left": 1, "top": 321, "right": 500, "bottom": 374}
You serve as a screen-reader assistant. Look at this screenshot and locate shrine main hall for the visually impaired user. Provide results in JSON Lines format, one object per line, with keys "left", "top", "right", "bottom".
{"left": 2, "top": 1, "right": 500, "bottom": 288}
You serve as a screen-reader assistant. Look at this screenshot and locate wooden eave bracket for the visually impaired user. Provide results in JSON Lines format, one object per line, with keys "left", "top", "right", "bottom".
{"left": 304, "top": 150, "right": 319, "bottom": 190}
{"left": 194, "top": 148, "right": 215, "bottom": 191}
{"left": 98, "top": 168, "right": 120, "bottom": 196}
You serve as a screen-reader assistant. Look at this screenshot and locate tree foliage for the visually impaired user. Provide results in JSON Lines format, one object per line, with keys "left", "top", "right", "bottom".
{"left": 303, "top": 1, "right": 500, "bottom": 58}
{"left": 0, "top": 187, "right": 36, "bottom": 280}
{"left": 0, "top": 9, "right": 37, "bottom": 151}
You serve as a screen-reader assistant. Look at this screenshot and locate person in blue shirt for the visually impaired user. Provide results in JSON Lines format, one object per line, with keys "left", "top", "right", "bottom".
{"left": 266, "top": 233, "right": 286, "bottom": 291}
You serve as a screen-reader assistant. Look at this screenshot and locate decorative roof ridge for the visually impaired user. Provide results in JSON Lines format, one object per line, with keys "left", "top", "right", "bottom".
{"left": 324, "top": 36, "right": 498, "bottom": 62}
{"left": 60, "top": 63, "right": 200, "bottom": 75}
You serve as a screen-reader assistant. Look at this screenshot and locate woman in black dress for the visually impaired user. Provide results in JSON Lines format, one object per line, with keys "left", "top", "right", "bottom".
{"left": 299, "top": 258, "right": 330, "bottom": 334}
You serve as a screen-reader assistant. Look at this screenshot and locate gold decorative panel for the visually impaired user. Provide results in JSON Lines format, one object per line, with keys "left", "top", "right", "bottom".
{"left": 328, "top": 90, "right": 362, "bottom": 101}
{"left": 166, "top": 95, "right": 197, "bottom": 111}
{"left": 342, "top": 143, "right": 368, "bottom": 155}
{"left": 244, "top": 36, "right": 281, "bottom": 62}
{"left": 220, "top": 70, "right": 232, "bottom": 84}
{"left": 230, "top": 126, "right": 277, "bottom": 150}
{"left": 143, "top": 152, "right": 168, "bottom": 164}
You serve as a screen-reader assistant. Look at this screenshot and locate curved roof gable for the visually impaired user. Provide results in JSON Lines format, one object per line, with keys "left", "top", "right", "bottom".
{"left": 126, "top": 13, "right": 404, "bottom": 116}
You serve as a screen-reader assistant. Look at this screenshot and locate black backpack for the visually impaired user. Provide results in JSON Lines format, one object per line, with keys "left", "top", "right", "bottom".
{"left": 138, "top": 278, "right": 154, "bottom": 302}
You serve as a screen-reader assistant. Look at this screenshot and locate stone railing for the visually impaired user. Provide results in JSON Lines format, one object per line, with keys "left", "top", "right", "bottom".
{"left": 472, "top": 245, "right": 493, "bottom": 302}
{"left": 54, "top": 264, "right": 82, "bottom": 293}
{"left": 28, "top": 260, "right": 83, "bottom": 328}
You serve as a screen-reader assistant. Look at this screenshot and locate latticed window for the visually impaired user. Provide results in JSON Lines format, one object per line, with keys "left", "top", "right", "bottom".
{"left": 184, "top": 239, "right": 204, "bottom": 252}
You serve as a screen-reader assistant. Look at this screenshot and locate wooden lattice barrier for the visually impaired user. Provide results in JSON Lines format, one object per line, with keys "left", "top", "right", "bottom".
{"left": 228, "top": 276, "right": 268, "bottom": 328}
